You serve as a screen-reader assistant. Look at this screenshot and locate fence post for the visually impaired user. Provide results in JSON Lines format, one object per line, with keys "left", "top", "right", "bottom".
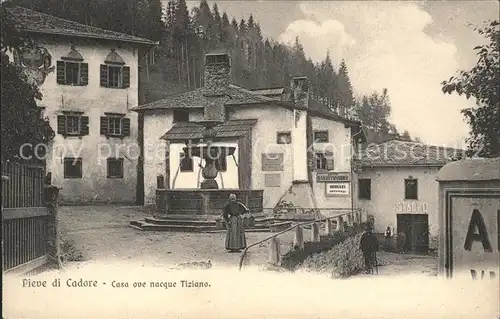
{"left": 336, "top": 216, "right": 344, "bottom": 232}
{"left": 293, "top": 226, "right": 304, "bottom": 250}
{"left": 45, "top": 185, "right": 61, "bottom": 268}
{"left": 325, "top": 218, "right": 334, "bottom": 236}
{"left": 269, "top": 237, "right": 280, "bottom": 265}
{"left": 311, "top": 222, "right": 320, "bottom": 242}
{"left": 347, "top": 213, "right": 353, "bottom": 227}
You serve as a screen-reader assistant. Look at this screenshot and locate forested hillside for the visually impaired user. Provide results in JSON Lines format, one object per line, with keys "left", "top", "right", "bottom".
{"left": 5, "top": 0, "right": 419, "bottom": 143}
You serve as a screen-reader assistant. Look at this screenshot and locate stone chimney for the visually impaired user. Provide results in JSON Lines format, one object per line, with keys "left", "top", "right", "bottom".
{"left": 204, "top": 51, "right": 231, "bottom": 95}
{"left": 290, "top": 76, "right": 310, "bottom": 109}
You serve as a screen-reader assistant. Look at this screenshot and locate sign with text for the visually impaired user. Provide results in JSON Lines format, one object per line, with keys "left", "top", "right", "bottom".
{"left": 395, "top": 202, "right": 428, "bottom": 213}
{"left": 325, "top": 183, "right": 350, "bottom": 196}
{"left": 450, "top": 196, "right": 499, "bottom": 278}
{"left": 261, "top": 153, "right": 284, "bottom": 171}
{"left": 316, "top": 172, "right": 350, "bottom": 183}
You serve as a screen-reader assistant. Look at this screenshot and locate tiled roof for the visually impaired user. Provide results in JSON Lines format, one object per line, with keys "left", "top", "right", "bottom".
{"left": 251, "top": 88, "right": 285, "bottom": 96}
{"left": 134, "top": 82, "right": 361, "bottom": 127}
{"left": 307, "top": 98, "right": 359, "bottom": 125}
{"left": 133, "top": 84, "right": 274, "bottom": 111}
{"left": 437, "top": 157, "right": 500, "bottom": 181}
{"left": 161, "top": 119, "right": 258, "bottom": 141}
{"left": 6, "top": 7, "right": 157, "bottom": 45}
{"left": 360, "top": 140, "right": 464, "bottom": 167}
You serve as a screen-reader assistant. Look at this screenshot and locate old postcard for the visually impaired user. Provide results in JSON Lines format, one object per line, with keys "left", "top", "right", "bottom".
{"left": 2, "top": 0, "right": 499, "bottom": 318}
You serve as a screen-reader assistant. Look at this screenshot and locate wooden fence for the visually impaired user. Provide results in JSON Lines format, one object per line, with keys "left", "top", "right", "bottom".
{"left": 2, "top": 161, "right": 50, "bottom": 273}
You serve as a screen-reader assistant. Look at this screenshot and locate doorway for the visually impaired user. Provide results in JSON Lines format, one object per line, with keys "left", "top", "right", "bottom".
{"left": 397, "top": 214, "right": 429, "bottom": 253}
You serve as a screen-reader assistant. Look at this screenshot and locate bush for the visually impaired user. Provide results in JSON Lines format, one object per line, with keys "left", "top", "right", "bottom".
{"left": 60, "top": 238, "right": 85, "bottom": 263}
{"left": 301, "top": 233, "right": 365, "bottom": 278}
{"left": 281, "top": 225, "right": 361, "bottom": 271}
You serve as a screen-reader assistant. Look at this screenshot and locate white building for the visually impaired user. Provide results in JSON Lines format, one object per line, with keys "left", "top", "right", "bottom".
{"left": 7, "top": 7, "right": 157, "bottom": 204}
{"left": 134, "top": 52, "right": 366, "bottom": 214}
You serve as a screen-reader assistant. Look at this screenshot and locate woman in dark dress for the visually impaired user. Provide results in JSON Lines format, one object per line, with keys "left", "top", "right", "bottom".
{"left": 223, "top": 194, "right": 248, "bottom": 252}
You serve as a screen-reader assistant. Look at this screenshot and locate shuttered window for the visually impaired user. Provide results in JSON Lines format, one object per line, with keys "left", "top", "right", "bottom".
{"left": 315, "top": 152, "right": 334, "bottom": 171}
{"left": 57, "top": 114, "right": 89, "bottom": 137}
{"left": 56, "top": 61, "right": 88, "bottom": 86}
{"left": 100, "top": 64, "right": 130, "bottom": 89}
{"left": 100, "top": 115, "right": 131, "bottom": 138}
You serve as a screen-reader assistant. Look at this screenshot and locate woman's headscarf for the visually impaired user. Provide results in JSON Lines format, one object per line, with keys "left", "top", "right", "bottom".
{"left": 229, "top": 193, "right": 237, "bottom": 202}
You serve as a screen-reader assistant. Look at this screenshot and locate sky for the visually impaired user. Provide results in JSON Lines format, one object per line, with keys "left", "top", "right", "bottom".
{"left": 177, "top": 0, "right": 499, "bottom": 147}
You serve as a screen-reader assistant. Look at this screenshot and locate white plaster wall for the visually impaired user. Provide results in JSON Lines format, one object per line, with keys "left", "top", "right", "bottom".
{"left": 310, "top": 116, "right": 353, "bottom": 209}
{"left": 230, "top": 105, "right": 295, "bottom": 208}
{"left": 355, "top": 166, "right": 441, "bottom": 240}
{"left": 143, "top": 109, "right": 171, "bottom": 205}
{"left": 14, "top": 37, "right": 141, "bottom": 203}
{"left": 169, "top": 141, "right": 239, "bottom": 189}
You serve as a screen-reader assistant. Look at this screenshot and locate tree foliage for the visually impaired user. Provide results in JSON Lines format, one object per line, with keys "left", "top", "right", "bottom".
{"left": 442, "top": 20, "right": 500, "bottom": 157}
{"left": 1, "top": 3, "right": 54, "bottom": 161}
{"left": 5, "top": 0, "right": 418, "bottom": 145}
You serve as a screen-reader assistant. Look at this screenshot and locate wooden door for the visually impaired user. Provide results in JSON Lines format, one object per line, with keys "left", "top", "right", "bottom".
{"left": 411, "top": 215, "right": 429, "bottom": 253}
{"left": 397, "top": 214, "right": 412, "bottom": 251}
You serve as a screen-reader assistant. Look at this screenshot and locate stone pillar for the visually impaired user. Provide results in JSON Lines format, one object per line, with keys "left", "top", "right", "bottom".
{"left": 45, "top": 185, "right": 61, "bottom": 267}
{"left": 293, "top": 226, "right": 304, "bottom": 250}
{"left": 311, "top": 222, "right": 320, "bottom": 242}
{"left": 437, "top": 158, "right": 500, "bottom": 279}
{"left": 325, "top": 218, "right": 334, "bottom": 236}
{"left": 336, "top": 216, "right": 344, "bottom": 232}
{"left": 269, "top": 237, "right": 280, "bottom": 265}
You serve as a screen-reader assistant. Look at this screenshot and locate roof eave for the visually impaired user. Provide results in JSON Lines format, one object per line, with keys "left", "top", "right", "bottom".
{"left": 21, "top": 29, "right": 158, "bottom": 46}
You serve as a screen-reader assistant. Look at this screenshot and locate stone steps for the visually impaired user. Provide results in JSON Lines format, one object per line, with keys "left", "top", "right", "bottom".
{"left": 129, "top": 216, "right": 293, "bottom": 233}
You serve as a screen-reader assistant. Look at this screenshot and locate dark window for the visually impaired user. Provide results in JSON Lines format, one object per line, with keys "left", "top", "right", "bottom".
{"left": 107, "top": 158, "right": 124, "bottom": 178}
{"left": 108, "top": 117, "right": 122, "bottom": 136}
{"left": 65, "top": 62, "right": 80, "bottom": 85}
{"left": 108, "top": 66, "right": 122, "bottom": 88}
{"left": 100, "top": 64, "right": 130, "bottom": 89}
{"left": 315, "top": 152, "right": 334, "bottom": 170}
{"left": 57, "top": 61, "right": 88, "bottom": 86}
{"left": 314, "top": 131, "right": 329, "bottom": 143}
{"left": 173, "top": 110, "right": 190, "bottom": 123}
{"left": 64, "top": 158, "right": 82, "bottom": 178}
{"left": 180, "top": 152, "right": 193, "bottom": 172}
{"left": 65, "top": 116, "right": 80, "bottom": 134}
{"left": 405, "top": 179, "right": 418, "bottom": 199}
{"left": 57, "top": 114, "right": 89, "bottom": 136}
{"left": 277, "top": 132, "right": 292, "bottom": 144}
{"left": 100, "top": 115, "right": 130, "bottom": 138}
{"left": 215, "top": 156, "right": 227, "bottom": 172}
{"left": 358, "top": 179, "right": 371, "bottom": 200}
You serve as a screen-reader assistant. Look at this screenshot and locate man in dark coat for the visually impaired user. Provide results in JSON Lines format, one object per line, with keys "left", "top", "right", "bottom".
{"left": 359, "top": 224, "right": 379, "bottom": 274}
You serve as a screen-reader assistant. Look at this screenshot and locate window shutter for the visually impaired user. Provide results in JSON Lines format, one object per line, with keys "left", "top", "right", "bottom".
{"left": 56, "top": 61, "right": 65, "bottom": 84}
{"left": 122, "top": 66, "right": 130, "bottom": 88}
{"left": 100, "top": 64, "right": 108, "bottom": 87}
{"left": 326, "top": 152, "right": 334, "bottom": 171}
{"left": 57, "top": 115, "right": 66, "bottom": 135}
{"left": 80, "top": 63, "right": 89, "bottom": 86}
{"left": 100, "top": 116, "right": 108, "bottom": 135}
{"left": 81, "top": 116, "right": 89, "bottom": 136}
{"left": 122, "top": 118, "right": 131, "bottom": 136}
